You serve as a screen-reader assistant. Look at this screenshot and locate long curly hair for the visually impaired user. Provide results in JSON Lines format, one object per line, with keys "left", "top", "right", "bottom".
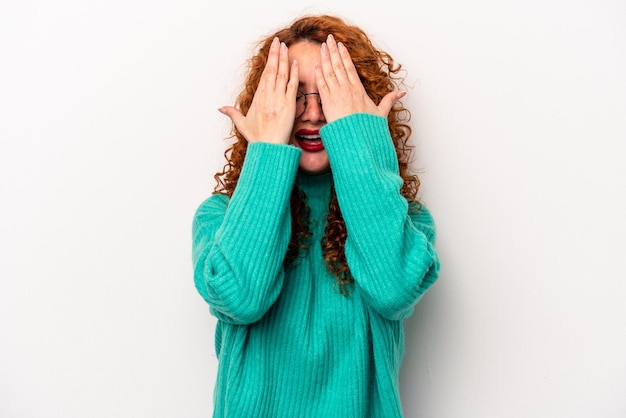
{"left": 214, "top": 14, "right": 420, "bottom": 295}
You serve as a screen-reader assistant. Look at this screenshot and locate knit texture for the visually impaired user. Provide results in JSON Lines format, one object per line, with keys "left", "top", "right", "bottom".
{"left": 192, "top": 113, "right": 440, "bottom": 417}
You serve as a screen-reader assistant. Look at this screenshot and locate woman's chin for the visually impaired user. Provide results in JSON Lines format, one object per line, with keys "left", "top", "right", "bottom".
{"left": 298, "top": 151, "right": 330, "bottom": 175}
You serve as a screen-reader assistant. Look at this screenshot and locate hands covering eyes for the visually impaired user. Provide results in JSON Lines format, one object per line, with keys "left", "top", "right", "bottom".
{"left": 218, "top": 34, "right": 405, "bottom": 145}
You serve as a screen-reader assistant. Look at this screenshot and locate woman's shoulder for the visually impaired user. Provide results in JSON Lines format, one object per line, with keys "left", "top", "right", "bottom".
{"left": 193, "top": 193, "right": 230, "bottom": 221}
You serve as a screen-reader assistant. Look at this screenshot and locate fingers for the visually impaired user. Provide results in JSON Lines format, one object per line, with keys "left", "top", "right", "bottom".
{"left": 337, "top": 41, "right": 360, "bottom": 85}
{"left": 317, "top": 34, "right": 406, "bottom": 121}
{"left": 315, "top": 60, "right": 328, "bottom": 97}
{"left": 259, "top": 37, "right": 279, "bottom": 91}
{"left": 260, "top": 37, "right": 289, "bottom": 91}
{"left": 316, "top": 36, "right": 340, "bottom": 98}
{"left": 218, "top": 105, "right": 243, "bottom": 119}
{"left": 218, "top": 39, "right": 297, "bottom": 144}
{"left": 320, "top": 35, "right": 343, "bottom": 86}
{"left": 276, "top": 41, "right": 291, "bottom": 86}
{"left": 320, "top": 35, "right": 359, "bottom": 86}
{"left": 218, "top": 105, "right": 244, "bottom": 125}
{"left": 258, "top": 37, "right": 294, "bottom": 100}
{"left": 377, "top": 91, "right": 406, "bottom": 116}
{"left": 286, "top": 58, "right": 299, "bottom": 99}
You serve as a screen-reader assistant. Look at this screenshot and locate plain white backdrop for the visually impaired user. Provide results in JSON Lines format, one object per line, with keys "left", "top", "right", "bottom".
{"left": 1, "top": 1, "right": 625, "bottom": 417}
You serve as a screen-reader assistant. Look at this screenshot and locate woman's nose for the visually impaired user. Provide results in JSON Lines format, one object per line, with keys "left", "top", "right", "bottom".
{"left": 300, "top": 96, "right": 325, "bottom": 122}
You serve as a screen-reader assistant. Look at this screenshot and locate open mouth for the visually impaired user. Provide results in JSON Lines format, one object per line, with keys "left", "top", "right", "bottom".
{"left": 295, "top": 130, "right": 325, "bottom": 153}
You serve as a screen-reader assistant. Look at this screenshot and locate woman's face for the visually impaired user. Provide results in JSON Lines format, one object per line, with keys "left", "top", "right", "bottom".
{"left": 288, "top": 41, "right": 329, "bottom": 175}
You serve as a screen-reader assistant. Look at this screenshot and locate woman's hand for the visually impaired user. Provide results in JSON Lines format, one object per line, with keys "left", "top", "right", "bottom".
{"left": 219, "top": 37, "right": 299, "bottom": 144}
{"left": 315, "top": 34, "right": 405, "bottom": 123}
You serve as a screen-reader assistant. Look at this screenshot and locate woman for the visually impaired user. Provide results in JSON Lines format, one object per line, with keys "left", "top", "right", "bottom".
{"left": 192, "top": 14, "right": 440, "bottom": 417}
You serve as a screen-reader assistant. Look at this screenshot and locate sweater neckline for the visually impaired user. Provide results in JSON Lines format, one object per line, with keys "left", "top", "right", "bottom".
{"left": 296, "top": 170, "right": 333, "bottom": 199}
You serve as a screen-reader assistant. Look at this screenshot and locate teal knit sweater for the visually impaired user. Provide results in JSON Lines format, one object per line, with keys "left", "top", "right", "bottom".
{"left": 192, "top": 113, "right": 440, "bottom": 417}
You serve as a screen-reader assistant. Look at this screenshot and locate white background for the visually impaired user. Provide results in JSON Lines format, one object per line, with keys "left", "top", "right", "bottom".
{"left": 1, "top": 1, "right": 625, "bottom": 417}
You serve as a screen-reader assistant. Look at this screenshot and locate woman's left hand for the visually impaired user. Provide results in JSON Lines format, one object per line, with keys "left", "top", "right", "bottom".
{"left": 315, "top": 34, "right": 405, "bottom": 123}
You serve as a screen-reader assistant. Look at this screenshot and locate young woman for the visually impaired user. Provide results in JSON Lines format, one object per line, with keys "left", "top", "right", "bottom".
{"left": 192, "top": 14, "right": 440, "bottom": 417}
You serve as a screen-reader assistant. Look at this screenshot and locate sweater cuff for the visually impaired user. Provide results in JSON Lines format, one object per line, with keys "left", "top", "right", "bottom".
{"left": 320, "top": 113, "right": 398, "bottom": 176}
{"left": 222, "top": 142, "right": 301, "bottom": 244}
{"left": 234, "top": 142, "right": 302, "bottom": 200}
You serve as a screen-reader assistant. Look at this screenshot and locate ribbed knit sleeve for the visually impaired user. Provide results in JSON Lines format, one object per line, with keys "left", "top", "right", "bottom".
{"left": 192, "top": 142, "right": 301, "bottom": 324}
{"left": 321, "top": 113, "right": 440, "bottom": 321}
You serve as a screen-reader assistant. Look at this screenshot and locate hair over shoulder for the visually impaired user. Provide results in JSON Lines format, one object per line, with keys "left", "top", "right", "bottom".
{"left": 213, "top": 14, "right": 421, "bottom": 294}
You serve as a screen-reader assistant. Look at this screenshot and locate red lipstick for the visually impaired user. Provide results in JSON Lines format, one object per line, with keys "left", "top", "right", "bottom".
{"left": 295, "top": 129, "right": 325, "bottom": 153}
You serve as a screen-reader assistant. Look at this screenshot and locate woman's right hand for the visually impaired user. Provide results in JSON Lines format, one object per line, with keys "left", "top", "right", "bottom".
{"left": 218, "top": 37, "right": 299, "bottom": 145}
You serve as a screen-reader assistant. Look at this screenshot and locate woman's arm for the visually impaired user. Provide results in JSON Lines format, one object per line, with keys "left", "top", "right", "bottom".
{"left": 192, "top": 142, "right": 301, "bottom": 324}
{"left": 321, "top": 113, "right": 440, "bottom": 321}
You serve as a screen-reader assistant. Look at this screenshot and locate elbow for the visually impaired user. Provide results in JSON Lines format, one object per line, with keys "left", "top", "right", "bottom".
{"left": 364, "top": 259, "right": 440, "bottom": 321}
{"left": 227, "top": 286, "right": 276, "bottom": 324}
{"left": 195, "top": 244, "right": 284, "bottom": 325}
{"left": 367, "top": 288, "right": 417, "bottom": 321}
{"left": 212, "top": 292, "right": 275, "bottom": 325}
{"left": 201, "top": 265, "right": 281, "bottom": 325}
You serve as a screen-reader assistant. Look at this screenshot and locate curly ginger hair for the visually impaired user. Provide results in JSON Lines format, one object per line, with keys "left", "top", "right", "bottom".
{"left": 214, "top": 14, "right": 421, "bottom": 295}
